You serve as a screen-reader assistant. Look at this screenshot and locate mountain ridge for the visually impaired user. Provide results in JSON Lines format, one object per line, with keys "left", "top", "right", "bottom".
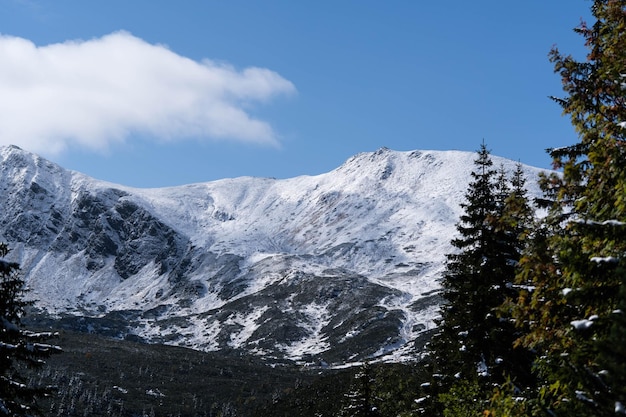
{"left": 0, "top": 145, "right": 547, "bottom": 363}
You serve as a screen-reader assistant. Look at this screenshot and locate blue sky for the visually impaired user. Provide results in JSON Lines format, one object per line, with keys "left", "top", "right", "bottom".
{"left": 0, "top": 1, "right": 591, "bottom": 187}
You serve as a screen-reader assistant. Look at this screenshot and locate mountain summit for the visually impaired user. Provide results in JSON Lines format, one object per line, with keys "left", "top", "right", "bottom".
{"left": 0, "top": 145, "right": 546, "bottom": 363}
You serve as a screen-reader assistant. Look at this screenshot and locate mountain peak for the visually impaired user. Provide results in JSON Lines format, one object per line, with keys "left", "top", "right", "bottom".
{"left": 1, "top": 147, "right": 548, "bottom": 363}
{"left": 4, "top": 144, "right": 23, "bottom": 152}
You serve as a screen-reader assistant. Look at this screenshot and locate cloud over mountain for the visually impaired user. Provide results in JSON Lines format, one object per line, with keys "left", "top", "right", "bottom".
{"left": 0, "top": 31, "right": 296, "bottom": 154}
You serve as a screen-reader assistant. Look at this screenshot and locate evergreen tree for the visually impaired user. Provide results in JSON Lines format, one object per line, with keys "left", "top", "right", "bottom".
{"left": 501, "top": 163, "right": 534, "bottom": 249}
{"left": 425, "top": 145, "right": 533, "bottom": 415}
{"left": 493, "top": 183, "right": 558, "bottom": 415}
{"left": 598, "top": 269, "right": 626, "bottom": 415}
{"left": 437, "top": 378, "right": 484, "bottom": 417}
{"left": 487, "top": 163, "right": 536, "bottom": 387}
{"left": 509, "top": 1, "right": 626, "bottom": 415}
{"left": 493, "top": 163, "right": 537, "bottom": 390}
{"left": 339, "top": 362, "right": 380, "bottom": 417}
{"left": 0, "top": 243, "right": 61, "bottom": 416}
{"left": 428, "top": 144, "right": 497, "bottom": 394}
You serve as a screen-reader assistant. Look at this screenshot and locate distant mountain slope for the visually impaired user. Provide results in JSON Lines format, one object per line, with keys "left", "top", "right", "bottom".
{"left": 0, "top": 145, "right": 547, "bottom": 363}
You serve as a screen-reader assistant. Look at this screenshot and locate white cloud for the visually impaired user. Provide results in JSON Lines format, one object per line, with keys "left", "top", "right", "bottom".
{"left": 0, "top": 31, "right": 296, "bottom": 154}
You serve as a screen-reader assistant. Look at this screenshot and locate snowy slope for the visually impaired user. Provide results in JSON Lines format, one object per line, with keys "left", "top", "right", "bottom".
{"left": 0, "top": 145, "right": 547, "bottom": 363}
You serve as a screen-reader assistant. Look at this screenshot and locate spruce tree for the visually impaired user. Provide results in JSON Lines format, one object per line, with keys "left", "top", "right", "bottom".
{"left": 426, "top": 145, "right": 532, "bottom": 414}
{"left": 510, "top": 1, "right": 626, "bottom": 415}
{"left": 493, "top": 163, "right": 537, "bottom": 389}
{"left": 0, "top": 243, "right": 61, "bottom": 416}
{"left": 339, "top": 362, "right": 380, "bottom": 417}
{"left": 428, "top": 143, "right": 497, "bottom": 391}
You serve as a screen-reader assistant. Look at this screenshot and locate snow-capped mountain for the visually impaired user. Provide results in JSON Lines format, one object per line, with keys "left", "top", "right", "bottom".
{"left": 0, "top": 145, "right": 547, "bottom": 363}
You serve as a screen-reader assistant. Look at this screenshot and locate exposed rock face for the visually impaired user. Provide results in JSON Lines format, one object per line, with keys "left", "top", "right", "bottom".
{"left": 0, "top": 145, "right": 546, "bottom": 363}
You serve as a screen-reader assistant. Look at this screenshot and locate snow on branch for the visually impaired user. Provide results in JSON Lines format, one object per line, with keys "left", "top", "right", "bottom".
{"left": 26, "top": 342, "right": 63, "bottom": 354}
{"left": 571, "top": 314, "right": 599, "bottom": 331}
{"left": 0, "top": 342, "right": 18, "bottom": 350}
{"left": 590, "top": 256, "right": 620, "bottom": 264}
{"left": 0, "top": 375, "right": 26, "bottom": 389}
{"left": 571, "top": 219, "right": 626, "bottom": 227}
{"left": 23, "top": 330, "right": 60, "bottom": 340}
{"left": 571, "top": 319, "right": 593, "bottom": 330}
